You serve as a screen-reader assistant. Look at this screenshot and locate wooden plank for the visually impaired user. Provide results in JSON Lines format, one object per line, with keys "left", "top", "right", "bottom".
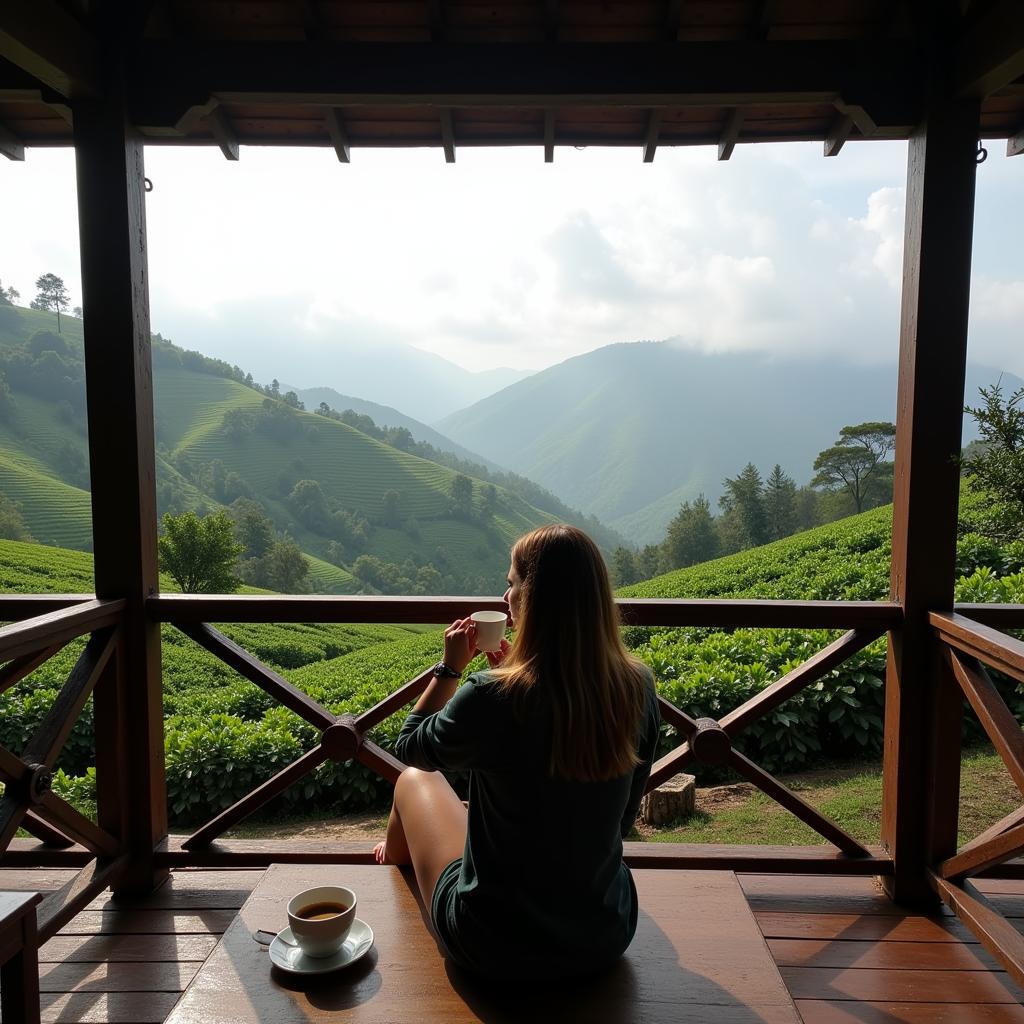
{"left": 0, "top": 596, "right": 92, "bottom": 620}
{"left": 769, "top": 937, "right": 1001, "bottom": 970}
{"left": 823, "top": 110, "right": 853, "bottom": 156}
{"left": 963, "top": 807, "right": 1024, "bottom": 858}
{"left": 0, "top": 869, "right": 78, "bottom": 891}
{"left": 175, "top": 623, "right": 334, "bottom": 730}
{"left": 324, "top": 107, "right": 350, "bottom": 161}
{"left": 209, "top": 105, "right": 239, "bottom": 159}
{"left": 717, "top": 106, "right": 742, "bottom": 159}
{"left": 948, "top": 651, "right": 1024, "bottom": 797}
{"left": 20, "top": 813, "right": 73, "bottom": 849}
{"left": 781, "top": 965, "right": 1023, "bottom": 1002}
{"left": 943, "top": 819, "right": 1024, "bottom": 880}
{"left": 0, "top": 0, "right": 99, "bottom": 99}
{"left": 39, "top": 933, "right": 216, "bottom": 963}
{"left": 642, "top": 107, "right": 661, "bottom": 161}
{"left": 1009, "top": 127, "right": 1024, "bottom": 157}
{"left": 57, "top": 908, "right": 236, "bottom": 935}
{"left": 166, "top": 864, "right": 801, "bottom": 1022}
{"left": 933, "top": 612, "right": 1024, "bottom": 687}
{"left": 440, "top": 107, "right": 455, "bottom": 161}
{"left": 796, "top": 1000, "right": 1024, "bottom": 1023}
{"left": 0, "top": 891, "right": 40, "bottom": 1024}
{"left": 726, "top": 748, "right": 871, "bottom": 858}
{"left": 35, "top": 990, "right": 181, "bottom": 1023}
{"left": 650, "top": 627, "right": 882, "bottom": 789}
{"left": 954, "top": 604, "right": 1024, "bottom": 629}
{"left": 36, "top": 855, "right": 129, "bottom": 943}
{"left": 0, "top": 645, "right": 64, "bottom": 699}
{"left": 153, "top": 593, "right": 903, "bottom": 628}
{"left": 0, "top": 839, "right": 92, "bottom": 868}
{"left": 741, "top": 874, "right": 912, "bottom": 915}
{"left": 0, "top": 601, "right": 124, "bottom": 664}
{"left": 33, "top": 793, "right": 118, "bottom": 858}
{"left": 356, "top": 738, "right": 405, "bottom": 785}
{"left": 0, "top": 119, "right": 23, "bottom": 160}
{"left": 182, "top": 745, "right": 327, "bottom": 849}
{"left": 39, "top": 960, "right": 199, "bottom": 992}
{"left": 883, "top": 93, "right": 981, "bottom": 905}
{"left": 755, "top": 911, "right": 976, "bottom": 942}
{"left": 75, "top": 77, "right": 167, "bottom": 893}
{"left": 543, "top": 108, "right": 554, "bottom": 161}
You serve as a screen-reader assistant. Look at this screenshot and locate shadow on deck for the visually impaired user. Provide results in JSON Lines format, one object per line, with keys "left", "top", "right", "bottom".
{"left": 2, "top": 851, "right": 1023, "bottom": 1023}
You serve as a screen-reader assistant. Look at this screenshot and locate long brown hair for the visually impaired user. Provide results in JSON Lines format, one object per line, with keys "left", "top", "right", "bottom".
{"left": 490, "top": 524, "right": 648, "bottom": 782}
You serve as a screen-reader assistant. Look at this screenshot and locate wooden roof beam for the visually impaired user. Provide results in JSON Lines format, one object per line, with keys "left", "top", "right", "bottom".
{"left": 0, "top": 119, "right": 24, "bottom": 160}
{"left": 298, "top": 1, "right": 326, "bottom": 42}
{"left": 428, "top": 0, "right": 444, "bottom": 42}
{"left": 543, "top": 109, "right": 554, "bottom": 162}
{"left": 665, "top": 0, "right": 683, "bottom": 42}
{"left": 643, "top": 109, "right": 661, "bottom": 162}
{"left": 440, "top": 108, "right": 455, "bottom": 162}
{"left": 325, "top": 108, "right": 350, "bottom": 162}
{"left": 752, "top": 0, "right": 775, "bottom": 40}
{"left": 957, "top": 0, "right": 1024, "bottom": 98}
{"left": 824, "top": 111, "right": 854, "bottom": 156}
{"left": 0, "top": 0, "right": 98, "bottom": 99}
{"left": 209, "top": 106, "right": 239, "bottom": 160}
{"left": 545, "top": 0, "right": 559, "bottom": 43}
{"left": 1008, "top": 124, "right": 1024, "bottom": 157}
{"left": 128, "top": 41, "right": 926, "bottom": 133}
{"left": 718, "top": 108, "right": 742, "bottom": 160}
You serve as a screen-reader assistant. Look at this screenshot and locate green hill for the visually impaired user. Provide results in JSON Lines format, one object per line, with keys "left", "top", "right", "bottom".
{"left": 0, "top": 304, "right": 560, "bottom": 594}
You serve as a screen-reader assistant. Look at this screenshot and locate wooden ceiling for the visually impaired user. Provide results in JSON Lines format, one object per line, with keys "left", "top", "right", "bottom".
{"left": 1, "top": 0, "right": 1022, "bottom": 161}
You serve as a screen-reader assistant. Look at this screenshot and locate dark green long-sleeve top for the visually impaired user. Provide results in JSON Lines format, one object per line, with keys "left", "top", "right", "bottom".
{"left": 395, "top": 667, "right": 660, "bottom": 980}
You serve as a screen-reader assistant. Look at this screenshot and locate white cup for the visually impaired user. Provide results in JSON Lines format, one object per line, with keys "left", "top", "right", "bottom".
{"left": 471, "top": 610, "right": 508, "bottom": 653}
{"left": 287, "top": 885, "right": 357, "bottom": 958}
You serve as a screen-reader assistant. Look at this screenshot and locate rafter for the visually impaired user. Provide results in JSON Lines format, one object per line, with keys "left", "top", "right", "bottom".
{"left": 1009, "top": 124, "right": 1024, "bottom": 156}
{"left": 643, "top": 108, "right": 662, "bottom": 162}
{"left": 209, "top": 105, "right": 239, "bottom": 160}
{"left": 824, "top": 111, "right": 854, "bottom": 156}
{"left": 718, "top": 107, "right": 742, "bottom": 160}
{"left": 325, "top": 107, "right": 351, "bottom": 162}
{"left": 440, "top": 107, "right": 455, "bottom": 162}
{"left": 0, "top": 0, "right": 98, "bottom": 98}
{"left": 543, "top": 109, "right": 554, "bottom": 162}
{"left": 0, "top": 120, "right": 23, "bottom": 159}
{"left": 957, "top": 0, "right": 1024, "bottom": 98}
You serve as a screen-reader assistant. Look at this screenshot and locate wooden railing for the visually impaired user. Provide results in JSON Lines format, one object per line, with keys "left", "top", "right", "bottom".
{"left": 929, "top": 609, "right": 1024, "bottom": 989}
{"left": 9, "top": 593, "right": 1024, "bottom": 961}
{"left": 0, "top": 599, "right": 130, "bottom": 943}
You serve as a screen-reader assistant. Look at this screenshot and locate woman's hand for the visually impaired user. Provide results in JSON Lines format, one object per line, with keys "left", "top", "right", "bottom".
{"left": 443, "top": 617, "right": 477, "bottom": 675}
{"left": 484, "top": 638, "right": 511, "bottom": 669}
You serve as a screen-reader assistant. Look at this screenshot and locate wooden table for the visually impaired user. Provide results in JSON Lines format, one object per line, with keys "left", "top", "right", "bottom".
{"left": 0, "top": 890, "right": 42, "bottom": 1024}
{"left": 166, "top": 864, "right": 801, "bottom": 1023}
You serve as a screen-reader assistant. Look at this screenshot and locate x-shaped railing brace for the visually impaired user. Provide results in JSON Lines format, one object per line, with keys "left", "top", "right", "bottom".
{"left": 0, "top": 628, "right": 121, "bottom": 858}
{"left": 177, "top": 623, "right": 433, "bottom": 849}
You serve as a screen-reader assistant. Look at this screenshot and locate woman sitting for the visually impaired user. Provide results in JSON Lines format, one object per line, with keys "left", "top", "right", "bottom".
{"left": 374, "top": 523, "right": 660, "bottom": 980}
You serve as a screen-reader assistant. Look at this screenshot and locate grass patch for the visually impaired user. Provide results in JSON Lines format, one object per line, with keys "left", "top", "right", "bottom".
{"left": 643, "top": 747, "right": 1019, "bottom": 847}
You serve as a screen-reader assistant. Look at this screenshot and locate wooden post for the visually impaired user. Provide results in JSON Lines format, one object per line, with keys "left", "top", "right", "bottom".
{"left": 882, "top": 93, "right": 980, "bottom": 904}
{"left": 73, "top": 61, "right": 167, "bottom": 891}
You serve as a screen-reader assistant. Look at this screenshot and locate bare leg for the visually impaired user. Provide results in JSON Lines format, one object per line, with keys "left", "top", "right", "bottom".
{"left": 374, "top": 768, "right": 467, "bottom": 907}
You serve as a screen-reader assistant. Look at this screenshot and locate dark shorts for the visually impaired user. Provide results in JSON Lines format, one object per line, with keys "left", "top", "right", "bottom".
{"left": 429, "top": 857, "right": 466, "bottom": 966}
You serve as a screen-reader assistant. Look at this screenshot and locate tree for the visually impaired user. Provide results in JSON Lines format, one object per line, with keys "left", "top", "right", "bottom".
{"left": 663, "top": 494, "right": 719, "bottom": 570}
{"left": 449, "top": 474, "right": 474, "bottom": 518}
{"left": 0, "top": 371, "right": 11, "bottom": 423}
{"left": 262, "top": 538, "right": 310, "bottom": 592}
{"left": 289, "top": 479, "right": 330, "bottom": 531}
{"left": 382, "top": 489, "right": 401, "bottom": 527}
{"left": 636, "top": 544, "right": 661, "bottom": 580}
{"left": 157, "top": 510, "right": 242, "bottom": 593}
{"left": 72, "top": 306, "right": 82, "bottom": 319}
{"left": 719, "top": 464, "right": 768, "bottom": 549}
{"left": 812, "top": 421, "right": 896, "bottom": 514}
{"left": 0, "top": 495, "right": 32, "bottom": 541}
{"left": 30, "top": 273, "right": 71, "bottom": 333}
{"left": 231, "top": 498, "right": 275, "bottom": 559}
{"left": 764, "top": 465, "right": 798, "bottom": 541}
{"left": 612, "top": 546, "right": 639, "bottom": 586}
{"left": 0, "top": 279, "right": 19, "bottom": 305}
{"left": 481, "top": 483, "right": 498, "bottom": 520}
{"left": 963, "top": 382, "right": 1024, "bottom": 536}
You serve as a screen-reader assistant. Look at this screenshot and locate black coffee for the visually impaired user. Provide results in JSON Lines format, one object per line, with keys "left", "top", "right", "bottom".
{"left": 296, "top": 901, "right": 348, "bottom": 920}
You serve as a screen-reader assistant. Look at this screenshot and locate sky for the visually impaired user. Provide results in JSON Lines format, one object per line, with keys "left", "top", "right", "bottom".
{"left": 1, "top": 138, "right": 1022, "bottom": 382}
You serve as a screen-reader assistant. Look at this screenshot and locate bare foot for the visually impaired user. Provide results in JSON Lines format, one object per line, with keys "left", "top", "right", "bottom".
{"left": 373, "top": 841, "right": 389, "bottom": 865}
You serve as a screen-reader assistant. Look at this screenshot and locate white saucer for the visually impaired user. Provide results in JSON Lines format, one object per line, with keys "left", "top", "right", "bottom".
{"left": 268, "top": 920, "right": 374, "bottom": 975}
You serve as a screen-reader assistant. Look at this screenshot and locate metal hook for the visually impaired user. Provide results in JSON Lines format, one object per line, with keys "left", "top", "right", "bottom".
{"left": 976, "top": 141, "right": 988, "bottom": 164}
{"left": 144, "top": 177, "right": 154, "bottom": 192}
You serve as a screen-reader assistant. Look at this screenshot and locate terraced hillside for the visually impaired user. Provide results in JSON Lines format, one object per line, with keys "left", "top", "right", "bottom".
{"left": 0, "top": 304, "right": 557, "bottom": 593}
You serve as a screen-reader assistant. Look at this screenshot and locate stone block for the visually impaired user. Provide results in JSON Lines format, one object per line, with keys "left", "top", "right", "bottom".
{"left": 639, "top": 773, "right": 696, "bottom": 826}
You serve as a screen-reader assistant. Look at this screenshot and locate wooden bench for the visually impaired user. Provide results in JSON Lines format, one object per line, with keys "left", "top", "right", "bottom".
{"left": 167, "top": 863, "right": 801, "bottom": 1023}
{"left": 0, "top": 891, "right": 42, "bottom": 1024}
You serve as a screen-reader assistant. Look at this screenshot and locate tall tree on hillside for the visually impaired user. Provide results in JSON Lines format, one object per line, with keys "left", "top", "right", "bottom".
{"left": 449, "top": 474, "right": 474, "bottom": 519}
{"left": 612, "top": 546, "right": 639, "bottom": 586}
{"left": 719, "top": 463, "right": 768, "bottom": 550}
{"left": 158, "top": 510, "right": 242, "bottom": 593}
{"left": 0, "top": 279, "right": 19, "bottom": 304}
{"left": 663, "top": 494, "right": 719, "bottom": 570}
{"left": 30, "top": 273, "right": 71, "bottom": 333}
{"left": 812, "top": 421, "right": 896, "bottom": 513}
{"left": 764, "top": 465, "right": 798, "bottom": 541}
{"left": 962, "top": 382, "right": 1024, "bottom": 536}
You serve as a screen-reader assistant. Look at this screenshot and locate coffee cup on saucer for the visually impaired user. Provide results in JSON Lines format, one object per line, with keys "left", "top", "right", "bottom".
{"left": 287, "top": 885, "right": 357, "bottom": 958}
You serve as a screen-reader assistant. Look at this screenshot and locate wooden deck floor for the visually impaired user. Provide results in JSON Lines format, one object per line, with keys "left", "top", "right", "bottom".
{"left": 1, "top": 865, "right": 1023, "bottom": 1022}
